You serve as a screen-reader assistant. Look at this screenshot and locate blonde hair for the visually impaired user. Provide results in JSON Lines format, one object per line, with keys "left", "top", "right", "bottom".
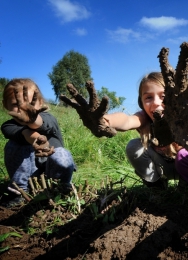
{"left": 137, "top": 72, "right": 177, "bottom": 159}
{"left": 3, "top": 78, "right": 45, "bottom": 110}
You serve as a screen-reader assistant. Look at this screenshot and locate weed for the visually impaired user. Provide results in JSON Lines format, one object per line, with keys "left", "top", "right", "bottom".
{"left": 0, "top": 232, "right": 22, "bottom": 253}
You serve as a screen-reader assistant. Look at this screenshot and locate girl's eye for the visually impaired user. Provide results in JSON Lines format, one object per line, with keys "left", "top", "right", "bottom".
{"left": 12, "top": 103, "right": 18, "bottom": 108}
{"left": 145, "top": 96, "right": 152, "bottom": 100}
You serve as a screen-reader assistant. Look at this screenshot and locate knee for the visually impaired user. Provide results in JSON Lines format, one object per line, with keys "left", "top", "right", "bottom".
{"left": 175, "top": 148, "right": 188, "bottom": 181}
{"left": 126, "top": 138, "right": 144, "bottom": 161}
{"left": 53, "top": 148, "right": 75, "bottom": 170}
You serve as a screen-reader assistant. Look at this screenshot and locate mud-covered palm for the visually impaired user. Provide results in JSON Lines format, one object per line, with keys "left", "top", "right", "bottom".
{"left": 60, "top": 81, "right": 117, "bottom": 137}
{"left": 151, "top": 110, "right": 174, "bottom": 147}
{"left": 32, "top": 135, "right": 55, "bottom": 157}
{"left": 9, "top": 86, "right": 48, "bottom": 124}
{"left": 158, "top": 42, "right": 188, "bottom": 149}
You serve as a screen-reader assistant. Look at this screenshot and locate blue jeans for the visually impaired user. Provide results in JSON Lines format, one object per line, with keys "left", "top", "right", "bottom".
{"left": 126, "top": 138, "right": 179, "bottom": 182}
{"left": 4, "top": 140, "right": 76, "bottom": 191}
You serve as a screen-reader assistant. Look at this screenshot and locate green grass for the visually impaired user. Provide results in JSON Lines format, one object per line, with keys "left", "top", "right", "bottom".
{"left": 48, "top": 104, "right": 141, "bottom": 188}
{"left": 0, "top": 102, "right": 141, "bottom": 195}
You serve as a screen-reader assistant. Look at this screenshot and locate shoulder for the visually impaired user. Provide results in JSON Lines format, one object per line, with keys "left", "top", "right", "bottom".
{"left": 1, "top": 118, "right": 19, "bottom": 128}
{"left": 39, "top": 112, "right": 59, "bottom": 128}
{"left": 134, "top": 110, "right": 151, "bottom": 133}
{"left": 40, "top": 112, "right": 56, "bottom": 120}
{"left": 134, "top": 110, "right": 151, "bottom": 124}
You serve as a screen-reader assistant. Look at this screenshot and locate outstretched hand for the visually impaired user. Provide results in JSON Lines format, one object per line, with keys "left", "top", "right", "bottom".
{"left": 32, "top": 135, "right": 55, "bottom": 157}
{"left": 158, "top": 42, "right": 188, "bottom": 149}
{"left": 151, "top": 110, "right": 174, "bottom": 147}
{"left": 8, "top": 86, "right": 48, "bottom": 124}
{"left": 59, "top": 81, "right": 117, "bottom": 137}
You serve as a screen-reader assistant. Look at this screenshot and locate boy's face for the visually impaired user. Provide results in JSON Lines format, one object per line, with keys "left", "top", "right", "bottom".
{"left": 5, "top": 84, "right": 42, "bottom": 113}
{"left": 141, "top": 81, "right": 165, "bottom": 121}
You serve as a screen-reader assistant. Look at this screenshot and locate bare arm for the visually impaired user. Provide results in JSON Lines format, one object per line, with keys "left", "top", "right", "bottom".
{"left": 103, "top": 110, "right": 149, "bottom": 132}
{"left": 22, "top": 129, "right": 55, "bottom": 157}
{"left": 22, "top": 129, "right": 41, "bottom": 144}
{"left": 60, "top": 81, "right": 150, "bottom": 137}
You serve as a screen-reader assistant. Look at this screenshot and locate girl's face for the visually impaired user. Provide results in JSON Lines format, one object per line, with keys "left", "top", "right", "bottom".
{"left": 141, "top": 81, "right": 165, "bottom": 121}
{"left": 5, "top": 85, "right": 42, "bottom": 112}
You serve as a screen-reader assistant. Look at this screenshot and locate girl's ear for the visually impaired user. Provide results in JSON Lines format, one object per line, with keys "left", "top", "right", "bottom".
{"left": 138, "top": 96, "right": 143, "bottom": 109}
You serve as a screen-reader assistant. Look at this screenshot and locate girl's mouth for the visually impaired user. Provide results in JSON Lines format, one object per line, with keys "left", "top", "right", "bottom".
{"left": 153, "top": 110, "right": 164, "bottom": 120}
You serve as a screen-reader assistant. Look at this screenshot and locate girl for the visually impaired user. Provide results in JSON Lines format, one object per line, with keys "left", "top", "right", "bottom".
{"left": 61, "top": 72, "right": 188, "bottom": 188}
{"left": 1, "top": 78, "right": 76, "bottom": 207}
{"left": 103, "top": 72, "right": 188, "bottom": 188}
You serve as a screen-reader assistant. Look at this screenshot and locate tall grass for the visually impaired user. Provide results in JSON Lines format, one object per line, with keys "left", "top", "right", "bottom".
{"left": 0, "top": 102, "right": 141, "bottom": 192}
{"left": 49, "top": 104, "right": 140, "bottom": 187}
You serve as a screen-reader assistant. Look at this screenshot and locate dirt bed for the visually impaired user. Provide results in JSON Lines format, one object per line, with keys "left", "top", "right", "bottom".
{"left": 1, "top": 186, "right": 188, "bottom": 260}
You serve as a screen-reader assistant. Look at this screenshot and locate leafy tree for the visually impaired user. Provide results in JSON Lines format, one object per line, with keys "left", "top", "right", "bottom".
{"left": 48, "top": 50, "right": 93, "bottom": 100}
{"left": 97, "top": 87, "right": 125, "bottom": 111}
{"left": 0, "top": 77, "right": 10, "bottom": 100}
{"left": 0, "top": 77, "right": 9, "bottom": 87}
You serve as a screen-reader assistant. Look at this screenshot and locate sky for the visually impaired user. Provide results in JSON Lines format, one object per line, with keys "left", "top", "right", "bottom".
{"left": 1, "top": 0, "right": 188, "bottom": 114}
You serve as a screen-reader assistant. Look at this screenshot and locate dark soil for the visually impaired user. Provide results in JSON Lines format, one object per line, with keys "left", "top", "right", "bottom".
{"left": 1, "top": 183, "right": 188, "bottom": 260}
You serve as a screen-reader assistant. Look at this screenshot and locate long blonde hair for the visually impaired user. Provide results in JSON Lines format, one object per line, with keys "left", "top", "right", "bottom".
{"left": 138, "top": 72, "right": 177, "bottom": 159}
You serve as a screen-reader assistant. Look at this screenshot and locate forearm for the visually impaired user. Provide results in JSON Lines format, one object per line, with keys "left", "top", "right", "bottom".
{"left": 103, "top": 113, "right": 126, "bottom": 131}
{"left": 27, "top": 114, "right": 43, "bottom": 129}
{"left": 103, "top": 112, "right": 144, "bottom": 131}
{"left": 22, "top": 128, "right": 54, "bottom": 157}
{"left": 22, "top": 129, "right": 41, "bottom": 144}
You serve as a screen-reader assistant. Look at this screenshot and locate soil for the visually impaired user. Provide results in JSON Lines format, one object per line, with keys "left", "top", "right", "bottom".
{"left": 1, "top": 184, "right": 188, "bottom": 260}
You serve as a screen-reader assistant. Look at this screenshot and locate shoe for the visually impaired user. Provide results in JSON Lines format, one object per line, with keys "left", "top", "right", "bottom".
{"left": 60, "top": 182, "right": 73, "bottom": 195}
{"left": 142, "top": 178, "right": 168, "bottom": 190}
{"left": 178, "top": 176, "right": 188, "bottom": 188}
{"left": 1, "top": 195, "right": 25, "bottom": 208}
{"left": 1, "top": 188, "right": 29, "bottom": 208}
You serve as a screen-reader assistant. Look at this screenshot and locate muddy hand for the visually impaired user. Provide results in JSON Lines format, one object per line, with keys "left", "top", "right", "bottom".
{"left": 32, "top": 135, "right": 55, "bottom": 157}
{"left": 8, "top": 86, "right": 48, "bottom": 124}
{"left": 158, "top": 42, "right": 188, "bottom": 149}
{"left": 59, "top": 81, "right": 117, "bottom": 138}
{"left": 151, "top": 110, "right": 174, "bottom": 147}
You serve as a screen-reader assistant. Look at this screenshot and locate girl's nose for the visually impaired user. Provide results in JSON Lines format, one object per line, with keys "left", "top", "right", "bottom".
{"left": 153, "top": 96, "right": 162, "bottom": 106}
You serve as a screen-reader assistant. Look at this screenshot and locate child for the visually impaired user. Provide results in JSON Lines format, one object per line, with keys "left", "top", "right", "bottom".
{"left": 61, "top": 72, "right": 188, "bottom": 189}
{"left": 105, "top": 72, "right": 188, "bottom": 188}
{"left": 1, "top": 78, "right": 76, "bottom": 207}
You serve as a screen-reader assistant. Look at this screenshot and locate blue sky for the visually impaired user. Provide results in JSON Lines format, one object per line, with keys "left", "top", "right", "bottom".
{"left": 1, "top": 0, "right": 188, "bottom": 114}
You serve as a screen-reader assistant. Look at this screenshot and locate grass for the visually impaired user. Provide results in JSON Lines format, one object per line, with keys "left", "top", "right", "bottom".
{"left": 0, "top": 102, "right": 141, "bottom": 188}
{"left": 50, "top": 105, "right": 141, "bottom": 188}
{"left": 0, "top": 101, "right": 181, "bottom": 193}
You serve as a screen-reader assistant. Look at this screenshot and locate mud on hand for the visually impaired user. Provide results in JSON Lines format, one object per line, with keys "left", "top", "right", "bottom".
{"left": 59, "top": 81, "right": 117, "bottom": 138}
{"left": 8, "top": 86, "right": 48, "bottom": 124}
{"left": 158, "top": 42, "right": 188, "bottom": 150}
{"left": 32, "top": 135, "right": 55, "bottom": 157}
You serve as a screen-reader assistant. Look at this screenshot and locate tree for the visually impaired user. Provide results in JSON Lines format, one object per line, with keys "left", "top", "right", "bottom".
{"left": 97, "top": 87, "right": 125, "bottom": 111}
{"left": 48, "top": 50, "right": 93, "bottom": 100}
{"left": 0, "top": 77, "right": 10, "bottom": 101}
{"left": 0, "top": 77, "right": 9, "bottom": 87}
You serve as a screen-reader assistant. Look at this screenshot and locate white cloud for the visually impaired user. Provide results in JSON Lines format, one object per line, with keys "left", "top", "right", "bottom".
{"left": 73, "top": 28, "right": 87, "bottom": 36}
{"left": 106, "top": 27, "right": 140, "bottom": 43}
{"left": 48, "top": 0, "right": 91, "bottom": 23}
{"left": 140, "top": 16, "right": 188, "bottom": 31}
{"left": 167, "top": 36, "right": 188, "bottom": 44}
